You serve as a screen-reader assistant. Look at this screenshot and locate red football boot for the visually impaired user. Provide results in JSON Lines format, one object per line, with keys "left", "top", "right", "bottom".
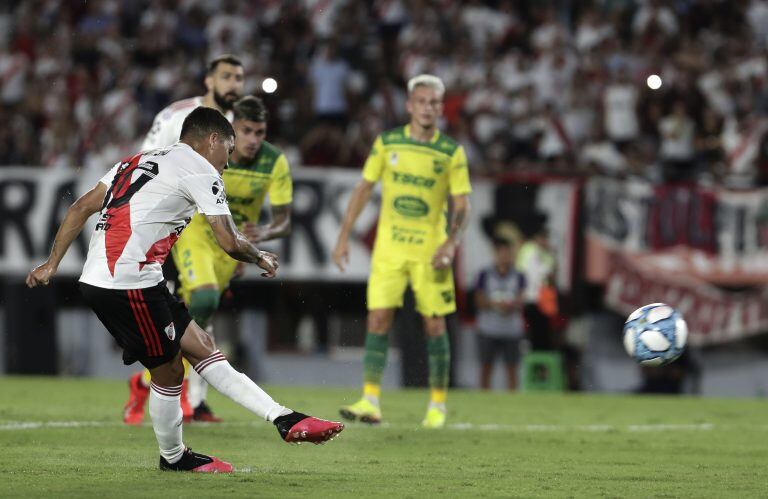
{"left": 159, "top": 448, "right": 233, "bottom": 473}
{"left": 274, "top": 412, "right": 344, "bottom": 444}
{"left": 123, "top": 372, "right": 148, "bottom": 425}
{"left": 180, "top": 380, "right": 193, "bottom": 422}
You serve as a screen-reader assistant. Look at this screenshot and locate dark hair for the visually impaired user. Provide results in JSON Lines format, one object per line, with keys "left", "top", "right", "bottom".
{"left": 207, "top": 54, "right": 243, "bottom": 75}
{"left": 233, "top": 95, "right": 268, "bottom": 123}
{"left": 179, "top": 107, "right": 235, "bottom": 141}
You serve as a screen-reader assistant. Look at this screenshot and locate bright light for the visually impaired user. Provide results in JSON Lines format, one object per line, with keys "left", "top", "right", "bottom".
{"left": 262, "top": 78, "right": 278, "bottom": 94}
{"left": 646, "top": 74, "right": 662, "bottom": 90}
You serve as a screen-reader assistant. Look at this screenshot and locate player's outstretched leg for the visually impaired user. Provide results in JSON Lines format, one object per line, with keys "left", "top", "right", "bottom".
{"left": 148, "top": 355, "right": 232, "bottom": 473}
{"left": 182, "top": 323, "right": 344, "bottom": 444}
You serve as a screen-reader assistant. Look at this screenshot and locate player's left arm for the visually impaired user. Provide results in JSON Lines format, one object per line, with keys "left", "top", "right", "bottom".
{"left": 242, "top": 203, "right": 292, "bottom": 243}
{"left": 242, "top": 154, "right": 293, "bottom": 243}
{"left": 432, "top": 194, "right": 471, "bottom": 269}
{"left": 432, "top": 145, "right": 472, "bottom": 270}
{"left": 26, "top": 182, "right": 107, "bottom": 287}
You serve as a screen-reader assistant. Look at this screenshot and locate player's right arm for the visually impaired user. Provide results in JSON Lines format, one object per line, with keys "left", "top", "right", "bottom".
{"left": 333, "top": 179, "right": 375, "bottom": 272}
{"left": 205, "top": 214, "right": 279, "bottom": 278}
{"left": 179, "top": 169, "right": 280, "bottom": 278}
{"left": 26, "top": 182, "right": 107, "bottom": 287}
{"left": 333, "top": 136, "right": 384, "bottom": 272}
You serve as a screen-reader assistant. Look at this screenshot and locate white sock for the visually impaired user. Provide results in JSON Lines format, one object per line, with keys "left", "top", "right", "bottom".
{"left": 364, "top": 395, "right": 380, "bottom": 407}
{"left": 194, "top": 350, "right": 291, "bottom": 422}
{"left": 149, "top": 382, "right": 185, "bottom": 463}
{"left": 428, "top": 401, "right": 446, "bottom": 412}
{"left": 187, "top": 369, "right": 208, "bottom": 409}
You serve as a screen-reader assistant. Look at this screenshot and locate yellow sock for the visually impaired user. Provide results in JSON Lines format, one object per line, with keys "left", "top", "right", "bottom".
{"left": 363, "top": 382, "right": 381, "bottom": 399}
{"left": 141, "top": 369, "right": 151, "bottom": 387}
{"left": 430, "top": 389, "right": 447, "bottom": 404}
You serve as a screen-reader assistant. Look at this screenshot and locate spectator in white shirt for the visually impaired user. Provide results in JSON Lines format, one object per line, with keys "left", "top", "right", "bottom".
{"left": 603, "top": 68, "right": 640, "bottom": 150}
{"left": 659, "top": 100, "right": 696, "bottom": 181}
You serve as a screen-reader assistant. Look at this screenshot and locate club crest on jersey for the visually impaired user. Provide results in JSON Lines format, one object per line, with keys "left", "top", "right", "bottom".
{"left": 164, "top": 322, "right": 176, "bottom": 341}
{"left": 211, "top": 179, "right": 227, "bottom": 204}
{"left": 433, "top": 159, "right": 447, "bottom": 174}
{"left": 389, "top": 152, "right": 398, "bottom": 166}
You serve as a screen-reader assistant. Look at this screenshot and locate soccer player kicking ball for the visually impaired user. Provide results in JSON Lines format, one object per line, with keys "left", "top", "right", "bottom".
{"left": 26, "top": 108, "right": 343, "bottom": 473}
{"left": 125, "top": 54, "right": 247, "bottom": 425}
{"left": 333, "top": 74, "right": 471, "bottom": 429}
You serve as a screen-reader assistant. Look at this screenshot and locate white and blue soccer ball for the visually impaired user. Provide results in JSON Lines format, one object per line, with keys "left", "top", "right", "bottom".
{"left": 623, "top": 303, "right": 687, "bottom": 366}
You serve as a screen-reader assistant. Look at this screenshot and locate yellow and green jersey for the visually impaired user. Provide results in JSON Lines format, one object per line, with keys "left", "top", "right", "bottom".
{"left": 362, "top": 125, "right": 471, "bottom": 262}
{"left": 183, "top": 140, "right": 293, "bottom": 239}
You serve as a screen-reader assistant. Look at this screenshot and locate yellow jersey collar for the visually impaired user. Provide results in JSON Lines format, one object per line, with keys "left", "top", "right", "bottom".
{"left": 405, "top": 124, "right": 440, "bottom": 144}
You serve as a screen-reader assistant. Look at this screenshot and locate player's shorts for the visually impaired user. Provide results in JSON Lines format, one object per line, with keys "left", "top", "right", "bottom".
{"left": 476, "top": 333, "right": 522, "bottom": 365}
{"left": 366, "top": 258, "right": 456, "bottom": 317}
{"left": 80, "top": 281, "right": 192, "bottom": 369}
{"left": 171, "top": 223, "right": 238, "bottom": 304}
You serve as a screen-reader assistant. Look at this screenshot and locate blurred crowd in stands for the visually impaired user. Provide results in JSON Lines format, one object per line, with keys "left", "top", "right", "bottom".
{"left": 2, "top": 0, "right": 768, "bottom": 185}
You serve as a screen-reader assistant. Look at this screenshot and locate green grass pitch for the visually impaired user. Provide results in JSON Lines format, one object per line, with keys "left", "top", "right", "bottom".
{"left": 1, "top": 377, "right": 767, "bottom": 498}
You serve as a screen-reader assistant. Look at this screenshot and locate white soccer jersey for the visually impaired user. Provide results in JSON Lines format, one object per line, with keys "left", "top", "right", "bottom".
{"left": 80, "top": 143, "right": 231, "bottom": 289}
{"left": 141, "top": 96, "right": 204, "bottom": 151}
{"left": 141, "top": 96, "right": 234, "bottom": 150}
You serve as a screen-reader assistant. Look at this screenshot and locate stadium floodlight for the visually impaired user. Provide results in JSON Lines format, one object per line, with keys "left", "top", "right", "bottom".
{"left": 646, "top": 74, "right": 662, "bottom": 90}
{"left": 262, "top": 78, "right": 278, "bottom": 94}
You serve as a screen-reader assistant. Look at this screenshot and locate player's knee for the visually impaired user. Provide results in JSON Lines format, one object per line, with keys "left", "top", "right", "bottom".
{"left": 188, "top": 288, "right": 220, "bottom": 326}
{"left": 198, "top": 328, "right": 216, "bottom": 353}
{"left": 368, "top": 310, "right": 393, "bottom": 333}
{"left": 423, "top": 316, "right": 446, "bottom": 336}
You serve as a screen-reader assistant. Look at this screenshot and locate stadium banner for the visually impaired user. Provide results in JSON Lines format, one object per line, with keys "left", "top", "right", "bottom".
{"left": 585, "top": 177, "right": 768, "bottom": 286}
{"left": 604, "top": 255, "right": 768, "bottom": 346}
{"left": 0, "top": 167, "right": 578, "bottom": 288}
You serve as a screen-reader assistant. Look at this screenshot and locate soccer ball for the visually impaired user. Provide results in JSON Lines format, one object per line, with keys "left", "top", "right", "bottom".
{"left": 623, "top": 303, "right": 687, "bottom": 366}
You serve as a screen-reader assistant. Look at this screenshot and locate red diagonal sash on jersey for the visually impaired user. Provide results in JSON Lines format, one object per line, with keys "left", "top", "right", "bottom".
{"left": 104, "top": 154, "right": 142, "bottom": 276}
{"left": 140, "top": 233, "right": 179, "bottom": 270}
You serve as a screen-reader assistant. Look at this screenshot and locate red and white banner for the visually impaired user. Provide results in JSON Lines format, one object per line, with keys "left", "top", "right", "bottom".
{"left": 604, "top": 255, "right": 768, "bottom": 346}
{"left": 585, "top": 177, "right": 768, "bottom": 286}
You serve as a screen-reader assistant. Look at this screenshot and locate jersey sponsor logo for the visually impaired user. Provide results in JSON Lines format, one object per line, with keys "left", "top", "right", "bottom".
{"left": 393, "top": 195, "right": 429, "bottom": 218}
{"left": 391, "top": 226, "right": 425, "bottom": 245}
{"left": 392, "top": 172, "right": 436, "bottom": 188}
{"left": 211, "top": 179, "right": 227, "bottom": 205}
{"left": 164, "top": 322, "right": 176, "bottom": 341}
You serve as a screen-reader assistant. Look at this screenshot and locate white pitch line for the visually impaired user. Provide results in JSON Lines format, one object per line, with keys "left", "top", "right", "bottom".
{"left": 451, "top": 423, "right": 716, "bottom": 432}
{"left": 0, "top": 420, "right": 717, "bottom": 433}
{"left": 0, "top": 421, "right": 116, "bottom": 431}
